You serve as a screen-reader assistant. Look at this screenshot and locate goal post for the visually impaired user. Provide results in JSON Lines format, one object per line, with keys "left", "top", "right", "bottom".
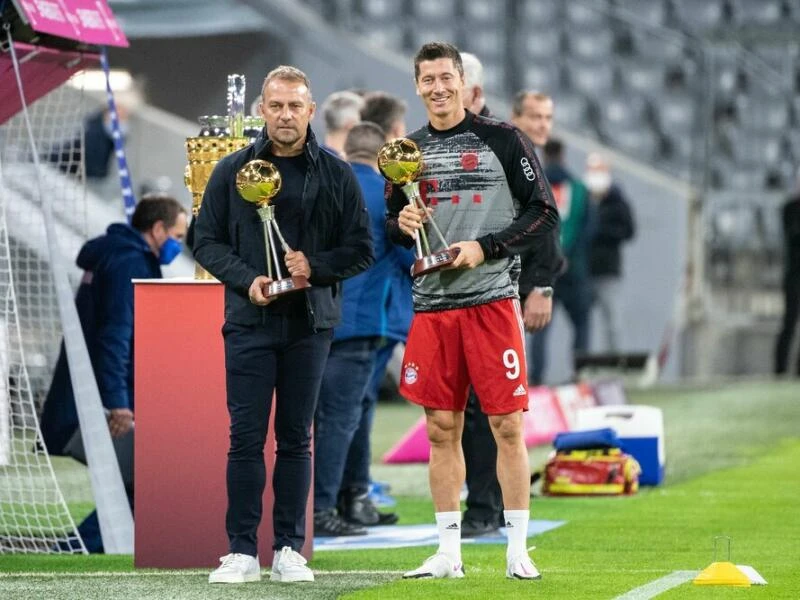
{"left": 0, "top": 80, "right": 91, "bottom": 554}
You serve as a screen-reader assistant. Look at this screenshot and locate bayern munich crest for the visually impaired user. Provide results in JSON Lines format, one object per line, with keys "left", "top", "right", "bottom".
{"left": 403, "top": 362, "right": 419, "bottom": 385}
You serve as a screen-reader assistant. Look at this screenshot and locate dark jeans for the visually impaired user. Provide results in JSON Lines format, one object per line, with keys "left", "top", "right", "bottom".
{"left": 341, "top": 340, "right": 398, "bottom": 492}
{"left": 462, "top": 387, "right": 503, "bottom": 526}
{"left": 223, "top": 319, "right": 332, "bottom": 556}
{"left": 775, "top": 273, "right": 800, "bottom": 375}
{"left": 314, "top": 337, "right": 379, "bottom": 511}
{"left": 528, "top": 273, "right": 592, "bottom": 384}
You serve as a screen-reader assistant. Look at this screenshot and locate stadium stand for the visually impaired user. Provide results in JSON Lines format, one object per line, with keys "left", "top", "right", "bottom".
{"left": 315, "top": 0, "right": 798, "bottom": 198}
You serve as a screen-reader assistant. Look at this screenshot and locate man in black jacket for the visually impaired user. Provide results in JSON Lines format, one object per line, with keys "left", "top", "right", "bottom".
{"left": 585, "top": 153, "right": 635, "bottom": 352}
{"left": 193, "top": 65, "right": 373, "bottom": 584}
{"left": 775, "top": 173, "right": 800, "bottom": 375}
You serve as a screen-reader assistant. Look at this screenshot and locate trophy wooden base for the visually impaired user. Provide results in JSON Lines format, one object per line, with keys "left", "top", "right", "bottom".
{"left": 412, "top": 247, "right": 461, "bottom": 278}
{"left": 267, "top": 275, "right": 311, "bottom": 297}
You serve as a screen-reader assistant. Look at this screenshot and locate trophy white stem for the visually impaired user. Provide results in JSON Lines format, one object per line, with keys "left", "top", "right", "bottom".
{"left": 402, "top": 181, "right": 450, "bottom": 253}
{"left": 257, "top": 204, "right": 285, "bottom": 280}
{"left": 262, "top": 221, "right": 273, "bottom": 280}
{"left": 402, "top": 182, "right": 429, "bottom": 256}
{"left": 266, "top": 222, "right": 284, "bottom": 279}
{"left": 270, "top": 221, "right": 291, "bottom": 254}
{"left": 425, "top": 211, "right": 450, "bottom": 251}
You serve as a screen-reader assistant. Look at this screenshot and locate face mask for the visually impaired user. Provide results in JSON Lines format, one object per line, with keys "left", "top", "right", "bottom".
{"left": 159, "top": 237, "right": 182, "bottom": 265}
{"left": 584, "top": 171, "right": 612, "bottom": 195}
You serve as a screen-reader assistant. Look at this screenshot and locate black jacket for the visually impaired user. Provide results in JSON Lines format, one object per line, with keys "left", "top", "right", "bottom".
{"left": 40, "top": 224, "right": 161, "bottom": 453}
{"left": 192, "top": 126, "right": 374, "bottom": 328}
{"left": 589, "top": 184, "right": 635, "bottom": 277}
{"left": 783, "top": 194, "right": 800, "bottom": 276}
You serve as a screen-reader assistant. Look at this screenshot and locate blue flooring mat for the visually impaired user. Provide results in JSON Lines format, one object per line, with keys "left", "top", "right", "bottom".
{"left": 314, "top": 519, "right": 566, "bottom": 551}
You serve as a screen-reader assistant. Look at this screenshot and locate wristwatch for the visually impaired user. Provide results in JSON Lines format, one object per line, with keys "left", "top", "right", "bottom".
{"left": 532, "top": 286, "right": 554, "bottom": 298}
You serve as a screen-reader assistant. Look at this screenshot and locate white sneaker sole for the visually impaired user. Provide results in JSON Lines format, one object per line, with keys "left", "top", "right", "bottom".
{"left": 403, "top": 565, "right": 465, "bottom": 579}
{"left": 270, "top": 570, "right": 314, "bottom": 583}
{"left": 208, "top": 572, "right": 262, "bottom": 584}
{"left": 506, "top": 570, "right": 542, "bottom": 580}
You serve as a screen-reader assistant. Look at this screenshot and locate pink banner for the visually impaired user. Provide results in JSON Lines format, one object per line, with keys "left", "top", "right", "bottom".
{"left": 0, "top": 43, "right": 99, "bottom": 125}
{"left": 16, "top": 0, "right": 128, "bottom": 47}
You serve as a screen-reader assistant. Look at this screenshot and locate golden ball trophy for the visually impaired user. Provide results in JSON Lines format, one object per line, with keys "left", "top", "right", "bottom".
{"left": 378, "top": 138, "right": 459, "bottom": 277}
{"left": 184, "top": 74, "right": 261, "bottom": 279}
{"left": 236, "top": 160, "right": 311, "bottom": 297}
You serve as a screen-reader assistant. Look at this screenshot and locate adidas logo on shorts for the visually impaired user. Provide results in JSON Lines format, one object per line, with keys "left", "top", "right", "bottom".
{"left": 513, "top": 384, "right": 527, "bottom": 397}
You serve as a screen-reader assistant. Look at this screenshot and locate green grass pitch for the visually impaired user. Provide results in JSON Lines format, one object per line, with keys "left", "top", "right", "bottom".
{"left": 0, "top": 380, "right": 798, "bottom": 599}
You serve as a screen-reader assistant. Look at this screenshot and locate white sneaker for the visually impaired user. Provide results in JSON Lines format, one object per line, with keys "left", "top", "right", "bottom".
{"left": 403, "top": 553, "right": 465, "bottom": 579}
{"left": 506, "top": 546, "right": 541, "bottom": 580}
{"left": 208, "top": 553, "right": 261, "bottom": 583}
{"left": 270, "top": 546, "right": 314, "bottom": 583}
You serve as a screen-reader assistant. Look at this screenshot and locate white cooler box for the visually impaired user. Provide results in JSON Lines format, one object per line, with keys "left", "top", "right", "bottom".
{"left": 575, "top": 405, "right": 665, "bottom": 485}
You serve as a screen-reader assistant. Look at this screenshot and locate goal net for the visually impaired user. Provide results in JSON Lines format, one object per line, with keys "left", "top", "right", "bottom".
{"left": 0, "top": 81, "right": 90, "bottom": 553}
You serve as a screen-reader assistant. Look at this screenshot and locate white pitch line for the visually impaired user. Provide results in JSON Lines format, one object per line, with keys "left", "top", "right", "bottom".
{"left": 614, "top": 570, "right": 699, "bottom": 600}
{"left": 0, "top": 569, "right": 404, "bottom": 578}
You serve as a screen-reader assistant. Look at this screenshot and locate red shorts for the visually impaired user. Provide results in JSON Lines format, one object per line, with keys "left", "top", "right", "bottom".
{"left": 399, "top": 298, "right": 529, "bottom": 415}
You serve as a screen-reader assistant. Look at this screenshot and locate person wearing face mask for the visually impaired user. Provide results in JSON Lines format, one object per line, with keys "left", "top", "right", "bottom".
{"left": 585, "top": 153, "right": 635, "bottom": 353}
{"left": 40, "top": 193, "right": 188, "bottom": 553}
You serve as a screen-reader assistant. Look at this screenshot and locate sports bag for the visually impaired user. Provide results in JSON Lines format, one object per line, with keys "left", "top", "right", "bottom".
{"left": 542, "top": 448, "right": 640, "bottom": 496}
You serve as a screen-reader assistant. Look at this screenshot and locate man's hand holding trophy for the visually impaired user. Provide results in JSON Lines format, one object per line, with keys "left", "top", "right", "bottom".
{"left": 236, "top": 159, "right": 311, "bottom": 303}
{"left": 378, "top": 138, "right": 468, "bottom": 277}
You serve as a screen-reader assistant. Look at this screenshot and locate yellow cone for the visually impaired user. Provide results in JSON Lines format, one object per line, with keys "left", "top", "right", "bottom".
{"left": 693, "top": 562, "right": 751, "bottom": 587}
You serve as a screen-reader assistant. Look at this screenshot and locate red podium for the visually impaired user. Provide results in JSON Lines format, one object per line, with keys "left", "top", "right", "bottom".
{"left": 133, "top": 279, "right": 313, "bottom": 568}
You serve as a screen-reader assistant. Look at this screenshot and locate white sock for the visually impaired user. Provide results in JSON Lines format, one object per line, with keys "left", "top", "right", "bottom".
{"left": 504, "top": 509, "right": 530, "bottom": 560}
{"left": 434, "top": 511, "right": 462, "bottom": 563}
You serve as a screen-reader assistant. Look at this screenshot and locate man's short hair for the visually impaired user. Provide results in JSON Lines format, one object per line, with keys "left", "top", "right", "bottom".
{"left": 511, "top": 90, "right": 553, "bottom": 117}
{"left": 344, "top": 122, "right": 386, "bottom": 162}
{"left": 360, "top": 92, "right": 407, "bottom": 136}
{"left": 131, "top": 194, "right": 186, "bottom": 232}
{"left": 413, "top": 42, "right": 463, "bottom": 80}
{"left": 460, "top": 52, "right": 484, "bottom": 89}
{"left": 321, "top": 90, "right": 365, "bottom": 132}
{"left": 262, "top": 65, "right": 312, "bottom": 98}
{"left": 543, "top": 138, "right": 563, "bottom": 162}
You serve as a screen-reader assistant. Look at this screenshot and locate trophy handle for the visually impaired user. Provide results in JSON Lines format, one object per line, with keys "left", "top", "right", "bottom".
{"left": 401, "top": 181, "right": 450, "bottom": 253}
{"left": 269, "top": 220, "right": 292, "bottom": 254}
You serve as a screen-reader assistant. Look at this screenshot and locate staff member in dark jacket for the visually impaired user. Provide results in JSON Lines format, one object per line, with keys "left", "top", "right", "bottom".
{"left": 40, "top": 194, "right": 188, "bottom": 552}
{"left": 194, "top": 66, "right": 373, "bottom": 585}
{"left": 775, "top": 172, "right": 800, "bottom": 375}
{"left": 314, "top": 122, "right": 400, "bottom": 536}
{"left": 585, "top": 153, "right": 635, "bottom": 352}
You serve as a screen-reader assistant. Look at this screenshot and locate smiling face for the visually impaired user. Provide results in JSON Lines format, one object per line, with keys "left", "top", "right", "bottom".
{"left": 415, "top": 57, "right": 466, "bottom": 130}
{"left": 260, "top": 77, "right": 316, "bottom": 156}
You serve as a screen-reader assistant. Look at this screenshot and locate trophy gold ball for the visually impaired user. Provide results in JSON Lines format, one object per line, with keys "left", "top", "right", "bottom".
{"left": 378, "top": 138, "right": 460, "bottom": 278}
{"left": 378, "top": 138, "right": 424, "bottom": 184}
{"left": 236, "top": 159, "right": 282, "bottom": 205}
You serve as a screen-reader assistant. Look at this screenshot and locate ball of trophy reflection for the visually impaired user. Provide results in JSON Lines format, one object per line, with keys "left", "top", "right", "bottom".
{"left": 236, "top": 159, "right": 310, "bottom": 297}
{"left": 378, "top": 138, "right": 459, "bottom": 277}
{"left": 237, "top": 159, "right": 282, "bottom": 203}
{"left": 377, "top": 137, "right": 424, "bottom": 184}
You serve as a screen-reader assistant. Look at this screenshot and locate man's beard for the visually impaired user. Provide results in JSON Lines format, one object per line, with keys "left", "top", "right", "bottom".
{"left": 273, "top": 126, "right": 300, "bottom": 145}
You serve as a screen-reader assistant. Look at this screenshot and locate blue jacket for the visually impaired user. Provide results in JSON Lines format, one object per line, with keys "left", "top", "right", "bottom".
{"left": 334, "top": 162, "right": 414, "bottom": 341}
{"left": 39, "top": 224, "right": 162, "bottom": 454}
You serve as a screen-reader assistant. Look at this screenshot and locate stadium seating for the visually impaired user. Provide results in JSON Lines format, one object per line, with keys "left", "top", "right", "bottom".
{"left": 303, "top": 0, "right": 798, "bottom": 196}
